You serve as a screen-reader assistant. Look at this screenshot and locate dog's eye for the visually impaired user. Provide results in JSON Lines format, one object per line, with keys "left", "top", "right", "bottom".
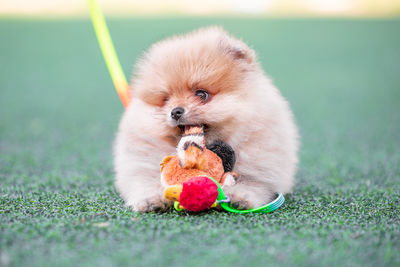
{"left": 195, "top": 90, "right": 209, "bottom": 102}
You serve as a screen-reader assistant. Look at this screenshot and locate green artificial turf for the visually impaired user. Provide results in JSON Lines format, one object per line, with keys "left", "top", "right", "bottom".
{"left": 0, "top": 18, "right": 399, "bottom": 267}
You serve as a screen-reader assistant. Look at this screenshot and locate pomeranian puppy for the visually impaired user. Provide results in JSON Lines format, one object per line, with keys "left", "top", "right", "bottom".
{"left": 114, "top": 27, "right": 299, "bottom": 212}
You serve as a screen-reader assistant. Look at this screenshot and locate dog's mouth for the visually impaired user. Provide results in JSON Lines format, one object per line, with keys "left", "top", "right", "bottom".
{"left": 178, "top": 124, "right": 209, "bottom": 134}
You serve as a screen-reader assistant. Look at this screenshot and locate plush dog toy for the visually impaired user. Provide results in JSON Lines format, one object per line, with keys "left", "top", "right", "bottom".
{"left": 160, "top": 125, "right": 236, "bottom": 212}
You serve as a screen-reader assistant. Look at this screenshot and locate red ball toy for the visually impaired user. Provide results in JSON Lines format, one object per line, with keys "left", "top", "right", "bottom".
{"left": 179, "top": 176, "right": 219, "bottom": 212}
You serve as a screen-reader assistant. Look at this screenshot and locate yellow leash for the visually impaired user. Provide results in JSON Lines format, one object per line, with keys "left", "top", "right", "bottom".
{"left": 88, "top": 0, "right": 131, "bottom": 108}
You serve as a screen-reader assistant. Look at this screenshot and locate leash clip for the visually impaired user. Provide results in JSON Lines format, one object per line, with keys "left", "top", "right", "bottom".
{"left": 217, "top": 196, "right": 231, "bottom": 203}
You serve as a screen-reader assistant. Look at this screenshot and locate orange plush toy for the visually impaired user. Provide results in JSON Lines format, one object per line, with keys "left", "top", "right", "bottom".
{"left": 160, "top": 125, "right": 237, "bottom": 212}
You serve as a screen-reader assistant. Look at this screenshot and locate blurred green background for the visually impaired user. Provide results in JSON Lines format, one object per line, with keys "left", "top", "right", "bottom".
{"left": 0, "top": 1, "right": 400, "bottom": 266}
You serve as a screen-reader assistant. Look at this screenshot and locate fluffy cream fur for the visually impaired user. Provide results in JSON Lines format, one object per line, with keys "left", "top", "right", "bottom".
{"left": 114, "top": 27, "right": 299, "bottom": 212}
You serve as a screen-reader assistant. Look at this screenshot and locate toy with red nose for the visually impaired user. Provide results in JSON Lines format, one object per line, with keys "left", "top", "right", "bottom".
{"left": 161, "top": 125, "right": 236, "bottom": 212}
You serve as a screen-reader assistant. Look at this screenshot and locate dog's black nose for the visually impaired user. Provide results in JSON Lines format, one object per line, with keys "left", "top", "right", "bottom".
{"left": 171, "top": 107, "right": 185, "bottom": 121}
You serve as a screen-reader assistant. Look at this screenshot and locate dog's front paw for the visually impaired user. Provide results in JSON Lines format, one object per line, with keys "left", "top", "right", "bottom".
{"left": 228, "top": 192, "right": 251, "bottom": 210}
{"left": 223, "top": 184, "right": 272, "bottom": 210}
{"left": 131, "top": 195, "right": 171, "bottom": 213}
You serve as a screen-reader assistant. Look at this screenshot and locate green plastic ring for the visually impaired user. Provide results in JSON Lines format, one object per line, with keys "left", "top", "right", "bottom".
{"left": 208, "top": 176, "right": 285, "bottom": 214}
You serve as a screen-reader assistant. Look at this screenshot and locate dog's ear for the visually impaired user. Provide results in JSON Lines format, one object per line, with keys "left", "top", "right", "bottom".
{"left": 227, "top": 46, "right": 255, "bottom": 64}
{"left": 218, "top": 33, "right": 256, "bottom": 64}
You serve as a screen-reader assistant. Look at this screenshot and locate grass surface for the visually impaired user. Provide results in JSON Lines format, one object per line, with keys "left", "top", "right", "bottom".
{"left": 1, "top": 18, "right": 399, "bottom": 267}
